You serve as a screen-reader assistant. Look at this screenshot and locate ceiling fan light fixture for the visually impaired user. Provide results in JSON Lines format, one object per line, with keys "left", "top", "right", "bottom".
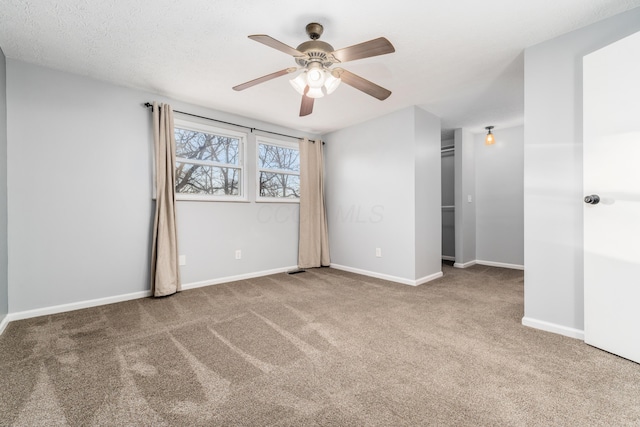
{"left": 306, "top": 86, "right": 325, "bottom": 98}
{"left": 289, "top": 72, "right": 307, "bottom": 95}
{"left": 324, "top": 72, "right": 341, "bottom": 94}
{"left": 306, "top": 63, "right": 326, "bottom": 88}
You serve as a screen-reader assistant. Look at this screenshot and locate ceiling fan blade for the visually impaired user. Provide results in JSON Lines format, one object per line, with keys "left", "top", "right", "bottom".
{"left": 248, "top": 35, "right": 304, "bottom": 57}
{"left": 333, "top": 68, "right": 391, "bottom": 100}
{"left": 300, "top": 87, "right": 314, "bottom": 116}
{"left": 233, "top": 67, "right": 297, "bottom": 91}
{"left": 331, "top": 37, "right": 395, "bottom": 63}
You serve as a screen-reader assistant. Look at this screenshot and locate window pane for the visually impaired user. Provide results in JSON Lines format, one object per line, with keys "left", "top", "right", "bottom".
{"left": 176, "top": 162, "right": 240, "bottom": 195}
{"left": 259, "top": 172, "right": 300, "bottom": 198}
{"left": 258, "top": 143, "right": 300, "bottom": 172}
{"left": 175, "top": 128, "right": 239, "bottom": 165}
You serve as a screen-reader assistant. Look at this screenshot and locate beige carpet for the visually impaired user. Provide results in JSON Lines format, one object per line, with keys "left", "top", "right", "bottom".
{"left": 1, "top": 264, "right": 639, "bottom": 426}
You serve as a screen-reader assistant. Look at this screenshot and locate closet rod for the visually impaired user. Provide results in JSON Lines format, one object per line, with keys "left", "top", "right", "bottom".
{"left": 143, "top": 102, "right": 314, "bottom": 142}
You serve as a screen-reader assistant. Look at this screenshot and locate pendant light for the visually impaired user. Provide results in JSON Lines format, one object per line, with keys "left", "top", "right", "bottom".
{"left": 485, "top": 126, "right": 495, "bottom": 145}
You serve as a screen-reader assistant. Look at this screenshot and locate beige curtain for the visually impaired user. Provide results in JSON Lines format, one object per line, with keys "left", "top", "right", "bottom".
{"left": 150, "top": 102, "right": 181, "bottom": 296}
{"left": 298, "top": 138, "right": 330, "bottom": 268}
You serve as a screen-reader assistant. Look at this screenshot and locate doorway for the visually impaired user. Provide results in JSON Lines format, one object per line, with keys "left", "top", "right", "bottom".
{"left": 441, "top": 140, "right": 455, "bottom": 262}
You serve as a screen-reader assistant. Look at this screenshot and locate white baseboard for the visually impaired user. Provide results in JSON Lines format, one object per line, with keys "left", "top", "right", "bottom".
{"left": 453, "top": 260, "right": 477, "bottom": 269}
{"left": 522, "top": 316, "right": 584, "bottom": 340}
{"left": 0, "top": 265, "right": 299, "bottom": 336}
{"left": 415, "top": 271, "right": 444, "bottom": 285}
{"left": 4, "top": 289, "right": 152, "bottom": 326}
{"left": 453, "top": 259, "right": 524, "bottom": 270}
{"left": 330, "top": 264, "right": 442, "bottom": 287}
{"left": 477, "top": 260, "right": 525, "bottom": 270}
{"left": 441, "top": 255, "right": 455, "bottom": 261}
{"left": 0, "top": 314, "right": 9, "bottom": 335}
{"left": 181, "top": 265, "right": 298, "bottom": 290}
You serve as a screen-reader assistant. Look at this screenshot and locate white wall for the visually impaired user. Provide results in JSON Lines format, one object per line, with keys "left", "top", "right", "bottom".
{"left": 6, "top": 60, "right": 311, "bottom": 314}
{"left": 523, "top": 6, "right": 640, "bottom": 337}
{"left": 0, "top": 47, "right": 8, "bottom": 326}
{"left": 454, "top": 129, "right": 476, "bottom": 266}
{"left": 475, "top": 125, "right": 524, "bottom": 267}
{"left": 324, "top": 106, "right": 442, "bottom": 284}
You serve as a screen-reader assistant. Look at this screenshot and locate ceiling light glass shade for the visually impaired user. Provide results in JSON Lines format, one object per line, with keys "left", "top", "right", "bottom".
{"left": 306, "top": 67, "right": 325, "bottom": 88}
{"left": 485, "top": 126, "right": 495, "bottom": 145}
{"left": 324, "top": 73, "right": 341, "bottom": 94}
{"left": 306, "top": 86, "right": 324, "bottom": 98}
{"left": 289, "top": 72, "right": 307, "bottom": 95}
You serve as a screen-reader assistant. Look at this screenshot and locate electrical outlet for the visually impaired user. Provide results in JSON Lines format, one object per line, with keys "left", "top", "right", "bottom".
{"left": 235, "top": 250, "right": 242, "bottom": 260}
{"left": 376, "top": 248, "right": 382, "bottom": 258}
{"left": 467, "top": 195, "right": 473, "bottom": 203}
{"left": 179, "top": 255, "right": 186, "bottom": 266}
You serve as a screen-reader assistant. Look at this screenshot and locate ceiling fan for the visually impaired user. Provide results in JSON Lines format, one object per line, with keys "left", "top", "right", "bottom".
{"left": 232, "top": 23, "right": 395, "bottom": 117}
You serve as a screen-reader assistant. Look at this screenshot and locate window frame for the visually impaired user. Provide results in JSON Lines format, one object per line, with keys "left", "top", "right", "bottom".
{"left": 173, "top": 118, "right": 248, "bottom": 202}
{"left": 255, "top": 136, "right": 301, "bottom": 203}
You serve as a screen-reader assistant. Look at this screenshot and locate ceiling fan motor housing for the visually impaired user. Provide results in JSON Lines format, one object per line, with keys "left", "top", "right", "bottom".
{"left": 295, "top": 40, "right": 336, "bottom": 68}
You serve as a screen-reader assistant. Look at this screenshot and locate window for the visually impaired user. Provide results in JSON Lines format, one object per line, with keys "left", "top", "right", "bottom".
{"left": 174, "top": 119, "right": 247, "bottom": 201}
{"left": 257, "top": 138, "right": 300, "bottom": 202}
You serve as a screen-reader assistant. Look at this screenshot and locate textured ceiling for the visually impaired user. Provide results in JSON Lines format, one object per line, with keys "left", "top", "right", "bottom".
{"left": 1, "top": 1, "right": 639, "bottom": 136}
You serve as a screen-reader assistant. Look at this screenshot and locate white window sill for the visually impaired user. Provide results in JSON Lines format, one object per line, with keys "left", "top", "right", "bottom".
{"left": 255, "top": 198, "right": 300, "bottom": 204}
{"left": 176, "top": 195, "right": 249, "bottom": 203}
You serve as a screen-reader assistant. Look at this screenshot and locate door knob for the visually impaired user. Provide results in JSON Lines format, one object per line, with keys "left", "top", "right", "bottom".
{"left": 584, "top": 194, "right": 600, "bottom": 205}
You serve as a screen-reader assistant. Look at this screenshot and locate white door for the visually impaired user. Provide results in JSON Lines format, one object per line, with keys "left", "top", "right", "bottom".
{"left": 583, "top": 31, "right": 640, "bottom": 364}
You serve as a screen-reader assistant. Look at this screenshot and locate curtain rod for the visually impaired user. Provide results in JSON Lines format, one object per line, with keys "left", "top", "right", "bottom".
{"left": 144, "top": 102, "right": 314, "bottom": 141}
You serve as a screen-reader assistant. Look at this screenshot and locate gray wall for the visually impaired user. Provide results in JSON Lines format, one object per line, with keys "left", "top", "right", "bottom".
{"left": 475, "top": 125, "right": 524, "bottom": 266}
{"left": 523, "top": 7, "right": 640, "bottom": 334}
{"left": 324, "top": 106, "right": 441, "bottom": 282}
{"left": 6, "top": 60, "right": 308, "bottom": 313}
{"left": 0, "top": 47, "right": 7, "bottom": 323}
{"left": 414, "top": 108, "right": 442, "bottom": 280}
{"left": 454, "top": 129, "right": 476, "bottom": 266}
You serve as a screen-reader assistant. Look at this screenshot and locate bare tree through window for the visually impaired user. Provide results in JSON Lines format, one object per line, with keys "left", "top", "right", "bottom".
{"left": 258, "top": 142, "right": 300, "bottom": 199}
{"left": 174, "top": 127, "right": 242, "bottom": 196}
